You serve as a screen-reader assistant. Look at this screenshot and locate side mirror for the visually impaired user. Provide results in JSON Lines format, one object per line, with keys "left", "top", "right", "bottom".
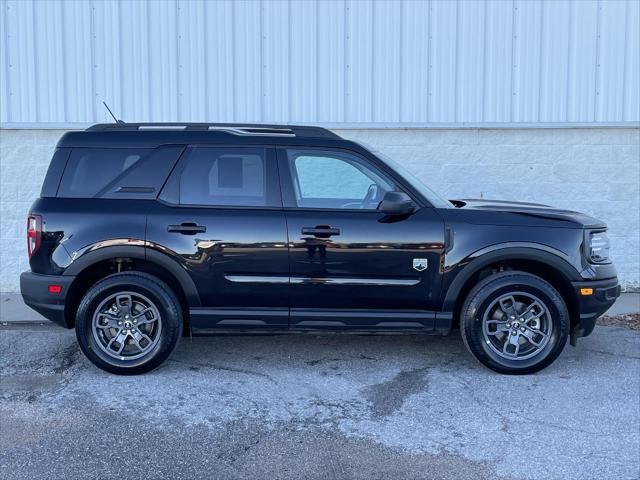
{"left": 378, "top": 191, "right": 417, "bottom": 216}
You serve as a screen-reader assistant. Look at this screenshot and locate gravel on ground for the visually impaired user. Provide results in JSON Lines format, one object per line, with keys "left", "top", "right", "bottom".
{"left": 598, "top": 313, "right": 640, "bottom": 330}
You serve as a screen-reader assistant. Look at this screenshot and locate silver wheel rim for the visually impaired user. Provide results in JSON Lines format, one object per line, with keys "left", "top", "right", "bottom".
{"left": 91, "top": 291, "right": 162, "bottom": 361}
{"left": 482, "top": 292, "right": 553, "bottom": 361}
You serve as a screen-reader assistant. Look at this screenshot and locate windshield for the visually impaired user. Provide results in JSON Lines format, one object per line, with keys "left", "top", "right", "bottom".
{"left": 359, "top": 143, "right": 453, "bottom": 208}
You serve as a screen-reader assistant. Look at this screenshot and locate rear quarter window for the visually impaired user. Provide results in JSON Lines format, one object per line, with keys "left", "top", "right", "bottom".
{"left": 57, "top": 146, "right": 184, "bottom": 199}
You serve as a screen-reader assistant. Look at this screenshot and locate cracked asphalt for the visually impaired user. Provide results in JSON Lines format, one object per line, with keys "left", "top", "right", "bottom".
{"left": 1, "top": 324, "right": 638, "bottom": 480}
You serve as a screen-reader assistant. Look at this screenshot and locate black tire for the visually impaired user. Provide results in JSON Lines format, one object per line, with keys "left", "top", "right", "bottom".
{"left": 460, "top": 271, "right": 569, "bottom": 374}
{"left": 75, "top": 272, "right": 183, "bottom": 375}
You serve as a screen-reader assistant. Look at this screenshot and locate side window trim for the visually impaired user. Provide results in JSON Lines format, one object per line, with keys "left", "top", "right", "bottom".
{"left": 158, "top": 145, "right": 283, "bottom": 209}
{"left": 276, "top": 146, "right": 404, "bottom": 212}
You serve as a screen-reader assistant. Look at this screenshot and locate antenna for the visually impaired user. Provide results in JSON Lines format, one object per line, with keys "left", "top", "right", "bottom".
{"left": 102, "top": 101, "right": 125, "bottom": 124}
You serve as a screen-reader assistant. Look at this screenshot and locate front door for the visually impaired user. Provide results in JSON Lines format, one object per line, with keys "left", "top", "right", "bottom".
{"left": 148, "top": 145, "right": 289, "bottom": 329}
{"left": 277, "top": 147, "right": 444, "bottom": 330}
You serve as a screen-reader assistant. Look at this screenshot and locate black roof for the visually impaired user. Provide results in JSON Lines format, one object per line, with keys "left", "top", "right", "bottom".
{"left": 86, "top": 122, "right": 340, "bottom": 138}
{"left": 57, "top": 122, "right": 350, "bottom": 149}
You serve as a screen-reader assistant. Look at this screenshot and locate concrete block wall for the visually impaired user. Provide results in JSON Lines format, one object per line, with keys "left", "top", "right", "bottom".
{"left": 0, "top": 127, "right": 638, "bottom": 292}
{"left": 1, "top": 130, "right": 66, "bottom": 292}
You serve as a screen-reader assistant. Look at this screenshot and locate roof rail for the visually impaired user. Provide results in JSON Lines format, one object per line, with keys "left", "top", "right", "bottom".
{"left": 86, "top": 123, "right": 340, "bottom": 139}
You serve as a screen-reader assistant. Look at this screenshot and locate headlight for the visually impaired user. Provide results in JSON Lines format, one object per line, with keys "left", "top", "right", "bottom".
{"left": 587, "top": 230, "right": 610, "bottom": 263}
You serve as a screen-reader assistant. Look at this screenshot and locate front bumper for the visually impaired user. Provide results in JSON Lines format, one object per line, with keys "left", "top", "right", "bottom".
{"left": 570, "top": 277, "right": 621, "bottom": 345}
{"left": 20, "top": 271, "right": 76, "bottom": 328}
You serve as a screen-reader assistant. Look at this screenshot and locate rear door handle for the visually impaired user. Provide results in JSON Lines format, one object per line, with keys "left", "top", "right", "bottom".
{"left": 167, "top": 223, "right": 207, "bottom": 234}
{"left": 301, "top": 226, "right": 341, "bottom": 237}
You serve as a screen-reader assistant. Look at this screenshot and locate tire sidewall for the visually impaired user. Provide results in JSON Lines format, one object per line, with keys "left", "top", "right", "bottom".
{"left": 76, "top": 273, "right": 182, "bottom": 374}
{"left": 462, "top": 273, "right": 569, "bottom": 374}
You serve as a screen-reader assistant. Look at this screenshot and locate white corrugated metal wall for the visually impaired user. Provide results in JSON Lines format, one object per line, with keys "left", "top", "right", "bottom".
{"left": 1, "top": 0, "right": 638, "bottom": 127}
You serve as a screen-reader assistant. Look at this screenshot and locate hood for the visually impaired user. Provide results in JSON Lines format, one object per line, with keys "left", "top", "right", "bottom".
{"left": 449, "top": 198, "right": 606, "bottom": 229}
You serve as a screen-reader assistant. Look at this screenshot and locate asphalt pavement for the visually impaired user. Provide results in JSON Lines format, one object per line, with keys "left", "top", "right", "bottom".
{"left": 1, "top": 322, "right": 638, "bottom": 480}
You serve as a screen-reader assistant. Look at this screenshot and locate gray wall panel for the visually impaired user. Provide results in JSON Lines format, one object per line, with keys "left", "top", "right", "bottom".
{"left": 1, "top": 0, "right": 638, "bottom": 126}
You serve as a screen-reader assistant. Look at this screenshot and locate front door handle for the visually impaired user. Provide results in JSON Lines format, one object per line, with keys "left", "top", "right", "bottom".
{"left": 167, "top": 223, "right": 207, "bottom": 235}
{"left": 301, "top": 226, "right": 341, "bottom": 238}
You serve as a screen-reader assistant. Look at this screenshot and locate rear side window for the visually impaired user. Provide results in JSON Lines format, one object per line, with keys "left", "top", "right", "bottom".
{"left": 57, "top": 147, "right": 183, "bottom": 199}
{"left": 167, "top": 147, "right": 279, "bottom": 207}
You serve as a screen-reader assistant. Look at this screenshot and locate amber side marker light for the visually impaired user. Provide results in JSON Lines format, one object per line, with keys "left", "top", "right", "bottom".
{"left": 580, "top": 288, "right": 594, "bottom": 296}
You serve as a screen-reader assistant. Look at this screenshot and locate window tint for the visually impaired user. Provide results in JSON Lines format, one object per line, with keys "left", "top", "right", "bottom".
{"left": 287, "top": 149, "right": 394, "bottom": 209}
{"left": 360, "top": 143, "right": 453, "bottom": 208}
{"left": 178, "top": 147, "right": 268, "bottom": 207}
{"left": 58, "top": 148, "right": 149, "bottom": 198}
{"left": 41, "top": 148, "right": 70, "bottom": 198}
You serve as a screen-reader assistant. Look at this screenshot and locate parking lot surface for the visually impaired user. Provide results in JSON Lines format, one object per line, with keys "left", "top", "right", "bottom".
{"left": 1, "top": 323, "right": 638, "bottom": 480}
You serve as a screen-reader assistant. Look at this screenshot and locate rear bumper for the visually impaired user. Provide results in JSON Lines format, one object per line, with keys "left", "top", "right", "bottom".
{"left": 20, "top": 271, "right": 76, "bottom": 328}
{"left": 570, "top": 277, "right": 620, "bottom": 345}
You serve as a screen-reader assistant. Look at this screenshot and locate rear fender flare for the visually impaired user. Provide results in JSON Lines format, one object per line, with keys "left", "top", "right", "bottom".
{"left": 63, "top": 244, "right": 201, "bottom": 307}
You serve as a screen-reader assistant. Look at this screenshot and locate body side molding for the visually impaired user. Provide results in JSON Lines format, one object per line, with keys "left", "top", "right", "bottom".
{"left": 224, "top": 275, "right": 420, "bottom": 286}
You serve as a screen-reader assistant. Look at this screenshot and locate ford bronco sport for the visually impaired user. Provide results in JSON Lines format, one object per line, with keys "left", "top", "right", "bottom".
{"left": 21, "top": 123, "right": 620, "bottom": 375}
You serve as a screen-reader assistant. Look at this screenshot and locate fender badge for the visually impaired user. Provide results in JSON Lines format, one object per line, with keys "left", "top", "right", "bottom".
{"left": 413, "top": 258, "right": 428, "bottom": 271}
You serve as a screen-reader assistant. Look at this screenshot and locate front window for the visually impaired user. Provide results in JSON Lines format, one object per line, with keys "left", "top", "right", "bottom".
{"left": 286, "top": 149, "right": 394, "bottom": 210}
{"left": 359, "top": 143, "right": 453, "bottom": 208}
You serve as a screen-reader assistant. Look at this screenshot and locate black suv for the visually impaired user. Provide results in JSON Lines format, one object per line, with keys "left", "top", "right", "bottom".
{"left": 21, "top": 123, "right": 620, "bottom": 375}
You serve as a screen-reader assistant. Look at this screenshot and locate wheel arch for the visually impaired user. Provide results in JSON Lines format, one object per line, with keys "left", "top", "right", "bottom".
{"left": 63, "top": 245, "right": 200, "bottom": 328}
{"left": 443, "top": 246, "right": 581, "bottom": 331}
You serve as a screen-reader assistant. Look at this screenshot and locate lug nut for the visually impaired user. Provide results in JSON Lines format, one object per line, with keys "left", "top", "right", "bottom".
{"left": 520, "top": 327, "right": 526, "bottom": 332}
{"left": 506, "top": 323, "right": 511, "bottom": 328}
{"left": 133, "top": 319, "right": 137, "bottom": 324}
{"left": 118, "top": 321, "right": 122, "bottom": 326}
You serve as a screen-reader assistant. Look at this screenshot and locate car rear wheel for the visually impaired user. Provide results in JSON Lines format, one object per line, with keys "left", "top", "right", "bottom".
{"left": 460, "top": 271, "right": 569, "bottom": 374}
{"left": 75, "top": 272, "right": 182, "bottom": 375}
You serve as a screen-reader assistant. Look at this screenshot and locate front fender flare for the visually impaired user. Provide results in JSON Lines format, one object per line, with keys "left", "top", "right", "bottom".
{"left": 442, "top": 244, "right": 582, "bottom": 313}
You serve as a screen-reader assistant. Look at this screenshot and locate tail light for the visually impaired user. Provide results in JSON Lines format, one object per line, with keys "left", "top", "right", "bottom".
{"left": 27, "top": 215, "right": 42, "bottom": 258}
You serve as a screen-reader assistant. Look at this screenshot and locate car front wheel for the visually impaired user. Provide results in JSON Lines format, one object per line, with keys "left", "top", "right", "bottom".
{"left": 75, "top": 272, "right": 183, "bottom": 375}
{"left": 460, "top": 271, "right": 569, "bottom": 374}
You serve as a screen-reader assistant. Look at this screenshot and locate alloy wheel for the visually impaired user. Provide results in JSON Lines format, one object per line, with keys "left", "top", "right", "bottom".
{"left": 482, "top": 292, "right": 553, "bottom": 361}
{"left": 91, "top": 291, "right": 162, "bottom": 361}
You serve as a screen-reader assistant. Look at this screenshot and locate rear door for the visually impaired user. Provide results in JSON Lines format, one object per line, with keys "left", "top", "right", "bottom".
{"left": 147, "top": 145, "right": 289, "bottom": 330}
{"left": 277, "top": 147, "right": 444, "bottom": 330}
